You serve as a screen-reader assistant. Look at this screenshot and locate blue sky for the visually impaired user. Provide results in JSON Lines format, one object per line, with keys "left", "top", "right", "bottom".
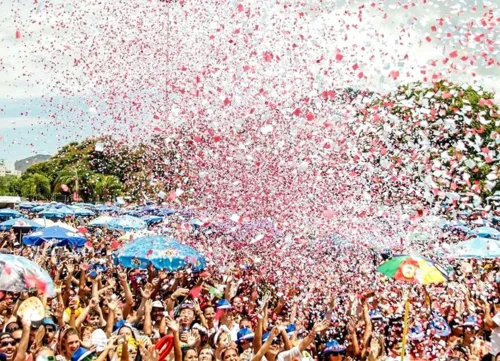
{"left": 0, "top": 97, "right": 93, "bottom": 167}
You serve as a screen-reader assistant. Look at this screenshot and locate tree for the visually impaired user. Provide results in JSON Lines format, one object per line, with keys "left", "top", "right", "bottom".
{"left": 89, "top": 174, "right": 122, "bottom": 202}
{"left": 354, "top": 80, "right": 500, "bottom": 211}
{"left": 20, "top": 174, "right": 51, "bottom": 200}
{"left": 0, "top": 176, "right": 21, "bottom": 196}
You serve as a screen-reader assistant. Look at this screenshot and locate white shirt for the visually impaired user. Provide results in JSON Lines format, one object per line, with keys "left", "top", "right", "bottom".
{"left": 490, "top": 312, "right": 500, "bottom": 355}
{"left": 277, "top": 346, "right": 301, "bottom": 361}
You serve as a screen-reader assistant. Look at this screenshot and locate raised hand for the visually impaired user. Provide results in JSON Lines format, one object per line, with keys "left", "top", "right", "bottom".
{"left": 165, "top": 316, "right": 179, "bottom": 333}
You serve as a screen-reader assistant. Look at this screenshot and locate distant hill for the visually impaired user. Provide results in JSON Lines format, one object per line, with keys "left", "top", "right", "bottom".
{"left": 15, "top": 155, "right": 52, "bottom": 173}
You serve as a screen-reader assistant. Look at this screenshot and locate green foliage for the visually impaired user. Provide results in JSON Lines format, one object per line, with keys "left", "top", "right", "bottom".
{"left": 19, "top": 135, "right": 188, "bottom": 202}
{"left": 0, "top": 175, "right": 21, "bottom": 196}
{"left": 356, "top": 80, "right": 500, "bottom": 208}
{"left": 20, "top": 173, "right": 51, "bottom": 200}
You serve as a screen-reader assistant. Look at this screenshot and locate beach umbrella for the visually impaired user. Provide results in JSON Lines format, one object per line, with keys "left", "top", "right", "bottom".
{"left": 157, "top": 208, "right": 175, "bottom": 216}
{"left": 23, "top": 225, "right": 86, "bottom": 247}
{"left": 116, "top": 235, "right": 206, "bottom": 271}
{"left": 0, "top": 254, "right": 55, "bottom": 296}
{"left": 107, "top": 216, "right": 147, "bottom": 231}
{"left": 451, "top": 237, "right": 500, "bottom": 259}
{"left": 88, "top": 215, "right": 114, "bottom": 228}
{"left": 73, "top": 208, "right": 96, "bottom": 217}
{"left": 0, "top": 218, "right": 44, "bottom": 231}
{"left": 19, "top": 202, "right": 35, "bottom": 210}
{"left": 32, "top": 218, "right": 55, "bottom": 227}
{"left": 94, "top": 205, "right": 119, "bottom": 213}
{"left": 467, "top": 226, "right": 500, "bottom": 239}
{"left": 141, "top": 215, "right": 163, "bottom": 225}
{"left": 31, "top": 205, "right": 47, "bottom": 212}
{"left": 377, "top": 255, "right": 448, "bottom": 285}
{"left": 0, "top": 209, "right": 22, "bottom": 219}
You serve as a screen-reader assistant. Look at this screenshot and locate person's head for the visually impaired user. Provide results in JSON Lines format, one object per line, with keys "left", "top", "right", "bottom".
{"left": 151, "top": 301, "right": 165, "bottom": 322}
{"left": 198, "top": 347, "right": 214, "bottom": 361}
{"left": 114, "top": 308, "right": 123, "bottom": 321}
{"left": 220, "top": 348, "right": 239, "bottom": 361}
{"left": 231, "top": 297, "right": 243, "bottom": 313}
{"left": 203, "top": 306, "right": 215, "bottom": 323}
{"left": 86, "top": 311, "right": 100, "bottom": 328}
{"left": 3, "top": 322, "right": 18, "bottom": 335}
{"left": 179, "top": 305, "right": 195, "bottom": 328}
{"left": 10, "top": 330, "right": 21, "bottom": 347}
{"left": 42, "top": 318, "right": 58, "bottom": 344}
{"left": 182, "top": 347, "right": 198, "bottom": 361}
{"left": 118, "top": 325, "right": 136, "bottom": 340}
{"left": 322, "top": 341, "right": 346, "bottom": 361}
{"left": 62, "top": 328, "right": 80, "bottom": 356}
{"left": 239, "top": 318, "right": 251, "bottom": 331}
{"left": 0, "top": 333, "right": 16, "bottom": 361}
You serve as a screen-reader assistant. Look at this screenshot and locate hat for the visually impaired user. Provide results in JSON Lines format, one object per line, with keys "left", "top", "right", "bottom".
{"left": 285, "top": 324, "right": 296, "bottom": 337}
{"left": 369, "top": 310, "right": 383, "bottom": 320}
{"left": 408, "top": 326, "right": 425, "bottom": 341}
{"left": 216, "top": 299, "right": 232, "bottom": 310}
{"left": 429, "top": 314, "right": 450, "bottom": 337}
{"left": 236, "top": 328, "right": 254, "bottom": 344}
{"left": 91, "top": 329, "right": 108, "bottom": 353}
{"left": 322, "top": 340, "right": 346, "bottom": 355}
{"left": 463, "top": 315, "right": 478, "bottom": 327}
{"left": 71, "top": 347, "right": 94, "bottom": 361}
{"left": 42, "top": 317, "right": 58, "bottom": 331}
{"left": 151, "top": 301, "right": 165, "bottom": 309}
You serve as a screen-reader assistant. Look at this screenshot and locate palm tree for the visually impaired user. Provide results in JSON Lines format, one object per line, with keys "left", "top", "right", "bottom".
{"left": 55, "top": 165, "right": 87, "bottom": 201}
{"left": 20, "top": 173, "right": 51, "bottom": 200}
{"left": 95, "top": 175, "right": 123, "bottom": 202}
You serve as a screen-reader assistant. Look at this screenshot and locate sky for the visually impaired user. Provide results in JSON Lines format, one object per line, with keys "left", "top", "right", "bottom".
{"left": 0, "top": 0, "right": 499, "bottom": 168}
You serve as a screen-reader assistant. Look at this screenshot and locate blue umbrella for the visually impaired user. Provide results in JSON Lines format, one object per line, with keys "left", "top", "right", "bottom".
{"left": 142, "top": 204, "right": 159, "bottom": 213}
{"left": 95, "top": 205, "right": 119, "bottom": 213}
{"left": 107, "top": 216, "right": 147, "bottom": 231}
{"left": 31, "top": 205, "right": 47, "bottom": 212}
{"left": 19, "top": 202, "right": 35, "bottom": 210}
{"left": 73, "top": 208, "right": 95, "bottom": 217}
{"left": 157, "top": 208, "right": 175, "bottom": 216}
{"left": 0, "top": 254, "right": 56, "bottom": 296}
{"left": 0, "top": 218, "right": 44, "bottom": 231}
{"left": 141, "top": 215, "right": 163, "bottom": 225}
{"left": 23, "top": 225, "right": 87, "bottom": 247}
{"left": 116, "top": 235, "right": 206, "bottom": 271}
{"left": 88, "top": 216, "right": 114, "bottom": 228}
{"left": 0, "top": 209, "right": 22, "bottom": 219}
{"left": 468, "top": 226, "right": 500, "bottom": 239}
{"left": 451, "top": 237, "right": 500, "bottom": 259}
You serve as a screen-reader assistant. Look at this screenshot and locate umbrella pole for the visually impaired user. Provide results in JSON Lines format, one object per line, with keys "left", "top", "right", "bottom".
{"left": 400, "top": 300, "right": 410, "bottom": 361}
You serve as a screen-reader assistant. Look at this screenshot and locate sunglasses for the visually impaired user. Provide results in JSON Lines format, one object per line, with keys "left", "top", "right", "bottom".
{"left": 0, "top": 340, "right": 16, "bottom": 347}
{"left": 45, "top": 327, "right": 56, "bottom": 333}
{"left": 6, "top": 326, "right": 19, "bottom": 333}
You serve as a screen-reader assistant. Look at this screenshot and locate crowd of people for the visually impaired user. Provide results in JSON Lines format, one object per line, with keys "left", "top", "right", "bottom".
{"left": 0, "top": 208, "right": 498, "bottom": 361}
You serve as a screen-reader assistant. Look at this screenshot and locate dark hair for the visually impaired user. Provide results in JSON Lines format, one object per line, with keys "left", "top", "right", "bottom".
{"left": 182, "top": 347, "right": 198, "bottom": 361}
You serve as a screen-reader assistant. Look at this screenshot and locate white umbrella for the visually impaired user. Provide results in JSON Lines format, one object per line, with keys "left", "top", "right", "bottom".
{"left": 32, "top": 218, "right": 55, "bottom": 227}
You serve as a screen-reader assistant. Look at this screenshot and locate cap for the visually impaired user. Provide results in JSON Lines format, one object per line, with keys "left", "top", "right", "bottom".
{"left": 42, "top": 317, "right": 58, "bottom": 331}
{"left": 236, "top": 328, "right": 254, "bottom": 344}
{"left": 151, "top": 301, "right": 165, "bottom": 309}
{"left": 71, "top": 348, "right": 94, "bottom": 361}
{"left": 322, "top": 340, "right": 346, "bottom": 355}
{"left": 463, "top": 315, "right": 478, "bottom": 327}
{"left": 215, "top": 299, "right": 232, "bottom": 310}
{"left": 285, "top": 324, "right": 296, "bottom": 337}
{"left": 429, "top": 314, "right": 450, "bottom": 337}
